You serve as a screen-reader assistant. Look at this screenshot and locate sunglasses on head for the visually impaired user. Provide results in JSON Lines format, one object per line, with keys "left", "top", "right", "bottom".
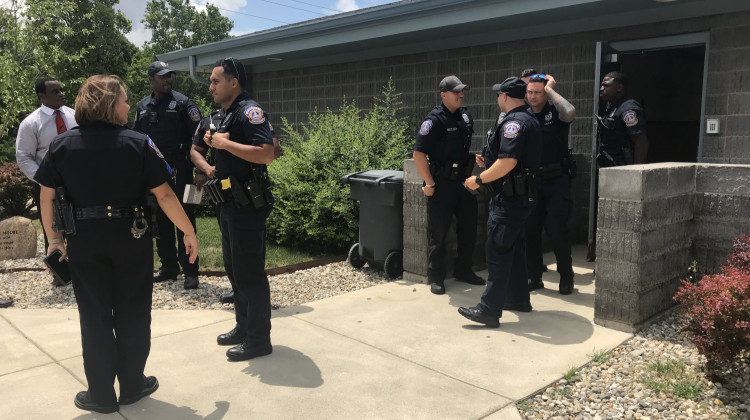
{"left": 223, "top": 57, "right": 239, "bottom": 77}
{"left": 529, "top": 74, "right": 547, "bottom": 81}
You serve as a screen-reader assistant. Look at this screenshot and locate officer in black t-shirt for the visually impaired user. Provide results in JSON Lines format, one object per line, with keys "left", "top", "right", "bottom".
{"left": 413, "top": 75, "right": 485, "bottom": 295}
{"left": 133, "top": 61, "right": 202, "bottom": 289}
{"left": 459, "top": 77, "right": 542, "bottom": 328}
{"left": 597, "top": 71, "right": 648, "bottom": 166}
{"left": 193, "top": 58, "right": 275, "bottom": 362}
{"left": 524, "top": 73, "right": 577, "bottom": 295}
{"left": 35, "top": 75, "right": 197, "bottom": 413}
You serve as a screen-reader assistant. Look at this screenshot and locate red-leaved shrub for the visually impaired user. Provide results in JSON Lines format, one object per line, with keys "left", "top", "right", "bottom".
{"left": 0, "top": 162, "right": 34, "bottom": 218}
{"left": 674, "top": 235, "right": 750, "bottom": 379}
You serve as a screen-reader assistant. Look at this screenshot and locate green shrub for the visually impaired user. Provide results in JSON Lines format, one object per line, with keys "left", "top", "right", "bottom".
{"left": 267, "top": 79, "right": 412, "bottom": 253}
{"left": 0, "top": 161, "right": 34, "bottom": 218}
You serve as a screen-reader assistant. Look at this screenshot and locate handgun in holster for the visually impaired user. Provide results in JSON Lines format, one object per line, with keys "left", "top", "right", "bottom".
{"left": 144, "top": 194, "right": 159, "bottom": 238}
{"left": 52, "top": 186, "right": 76, "bottom": 235}
{"left": 243, "top": 169, "right": 273, "bottom": 209}
{"left": 565, "top": 148, "right": 577, "bottom": 179}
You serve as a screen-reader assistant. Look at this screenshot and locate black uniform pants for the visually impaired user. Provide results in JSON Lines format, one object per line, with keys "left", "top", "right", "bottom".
{"left": 218, "top": 202, "right": 273, "bottom": 343}
{"left": 479, "top": 198, "right": 535, "bottom": 317}
{"left": 426, "top": 179, "right": 478, "bottom": 283}
{"left": 525, "top": 175, "right": 573, "bottom": 281}
{"left": 155, "top": 157, "right": 198, "bottom": 275}
{"left": 66, "top": 220, "right": 153, "bottom": 405}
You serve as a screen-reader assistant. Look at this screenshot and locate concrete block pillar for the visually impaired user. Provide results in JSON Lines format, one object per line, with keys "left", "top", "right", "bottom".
{"left": 594, "top": 163, "right": 696, "bottom": 332}
{"left": 402, "top": 159, "right": 488, "bottom": 284}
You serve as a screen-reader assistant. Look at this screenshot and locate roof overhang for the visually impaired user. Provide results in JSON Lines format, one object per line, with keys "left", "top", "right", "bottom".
{"left": 159, "top": 0, "right": 750, "bottom": 74}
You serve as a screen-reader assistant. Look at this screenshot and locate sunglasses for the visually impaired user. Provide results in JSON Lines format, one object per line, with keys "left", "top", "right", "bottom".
{"left": 223, "top": 57, "right": 240, "bottom": 78}
{"left": 529, "top": 74, "right": 547, "bottom": 81}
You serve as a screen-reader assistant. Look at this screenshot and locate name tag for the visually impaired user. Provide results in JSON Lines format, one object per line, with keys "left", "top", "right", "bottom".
{"left": 447, "top": 127, "right": 457, "bottom": 132}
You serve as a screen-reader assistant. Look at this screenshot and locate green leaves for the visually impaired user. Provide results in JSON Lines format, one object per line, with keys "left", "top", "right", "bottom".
{"left": 267, "top": 80, "right": 413, "bottom": 253}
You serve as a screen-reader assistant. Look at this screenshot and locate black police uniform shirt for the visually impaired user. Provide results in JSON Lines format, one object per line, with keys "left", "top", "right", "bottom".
{"left": 413, "top": 103, "right": 474, "bottom": 166}
{"left": 214, "top": 92, "right": 274, "bottom": 182}
{"left": 483, "top": 105, "right": 542, "bottom": 206}
{"left": 535, "top": 102, "right": 571, "bottom": 166}
{"left": 133, "top": 90, "right": 202, "bottom": 156}
{"left": 598, "top": 96, "right": 646, "bottom": 161}
{"left": 193, "top": 109, "right": 225, "bottom": 166}
{"left": 34, "top": 125, "right": 172, "bottom": 208}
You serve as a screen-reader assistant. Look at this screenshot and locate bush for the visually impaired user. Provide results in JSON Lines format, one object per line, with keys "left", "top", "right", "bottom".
{"left": 674, "top": 235, "right": 750, "bottom": 379}
{"left": 267, "top": 79, "right": 413, "bottom": 253}
{"left": 0, "top": 161, "right": 35, "bottom": 218}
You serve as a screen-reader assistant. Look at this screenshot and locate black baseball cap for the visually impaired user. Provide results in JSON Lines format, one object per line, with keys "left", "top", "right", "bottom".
{"left": 492, "top": 77, "right": 526, "bottom": 99}
{"left": 148, "top": 61, "right": 174, "bottom": 76}
{"left": 439, "top": 75, "right": 468, "bottom": 92}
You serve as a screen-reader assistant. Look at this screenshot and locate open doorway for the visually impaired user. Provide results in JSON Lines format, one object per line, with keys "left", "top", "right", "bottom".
{"left": 603, "top": 45, "right": 705, "bottom": 163}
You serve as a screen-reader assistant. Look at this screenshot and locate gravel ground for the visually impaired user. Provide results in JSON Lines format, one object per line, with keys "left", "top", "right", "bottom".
{"left": 1, "top": 237, "right": 748, "bottom": 419}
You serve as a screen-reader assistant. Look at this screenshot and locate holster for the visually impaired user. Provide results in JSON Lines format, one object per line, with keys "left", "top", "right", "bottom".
{"left": 500, "top": 170, "right": 536, "bottom": 201}
{"left": 52, "top": 187, "right": 76, "bottom": 235}
{"left": 565, "top": 149, "right": 577, "bottom": 179}
{"left": 144, "top": 194, "right": 159, "bottom": 238}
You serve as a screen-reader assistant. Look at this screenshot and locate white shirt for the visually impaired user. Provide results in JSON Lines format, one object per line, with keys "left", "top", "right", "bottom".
{"left": 15, "top": 104, "right": 78, "bottom": 181}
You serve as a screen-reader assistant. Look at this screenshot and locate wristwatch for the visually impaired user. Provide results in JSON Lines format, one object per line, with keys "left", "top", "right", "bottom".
{"left": 476, "top": 173, "right": 483, "bottom": 186}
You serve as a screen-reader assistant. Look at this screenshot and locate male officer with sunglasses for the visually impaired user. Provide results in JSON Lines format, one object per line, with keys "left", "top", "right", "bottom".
{"left": 194, "top": 58, "right": 275, "bottom": 361}
{"left": 523, "top": 73, "right": 577, "bottom": 295}
{"left": 133, "top": 61, "right": 202, "bottom": 289}
{"left": 413, "top": 75, "right": 486, "bottom": 295}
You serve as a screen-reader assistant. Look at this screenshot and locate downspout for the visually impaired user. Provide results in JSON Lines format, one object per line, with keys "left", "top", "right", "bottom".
{"left": 189, "top": 55, "right": 210, "bottom": 85}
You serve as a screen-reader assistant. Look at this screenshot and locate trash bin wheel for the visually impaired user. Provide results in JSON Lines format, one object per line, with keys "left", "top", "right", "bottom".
{"left": 348, "top": 243, "right": 366, "bottom": 269}
{"left": 384, "top": 251, "right": 403, "bottom": 280}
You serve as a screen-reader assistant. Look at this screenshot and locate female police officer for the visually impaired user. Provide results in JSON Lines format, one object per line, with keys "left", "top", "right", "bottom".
{"left": 35, "top": 75, "right": 198, "bottom": 414}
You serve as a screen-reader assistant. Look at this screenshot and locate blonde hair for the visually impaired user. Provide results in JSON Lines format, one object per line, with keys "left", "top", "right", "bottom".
{"left": 74, "top": 75, "right": 126, "bottom": 126}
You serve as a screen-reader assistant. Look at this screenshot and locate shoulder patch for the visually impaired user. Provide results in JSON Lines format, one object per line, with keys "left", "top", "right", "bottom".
{"left": 503, "top": 121, "right": 521, "bottom": 139}
{"left": 146, "top": 136, "right": 165, "bottom": 159}
{"left": 462, "top": 113, "right": 470, "bottom": 124}
{"left": 244, "top": 105, "right": 266, "bottom": 124}
{"left": 622, "top": 110, "right": 638, "bottom": 127}
{"left": 188, "top": 106, "right": 201, "bottom": 122}
{"left": 419, "top": 120, "right": 433, "bottom": 136}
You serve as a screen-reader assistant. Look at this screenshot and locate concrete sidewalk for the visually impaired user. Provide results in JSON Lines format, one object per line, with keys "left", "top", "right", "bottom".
{"left": 0, "top": 247, "right": 631, "bottom": 419}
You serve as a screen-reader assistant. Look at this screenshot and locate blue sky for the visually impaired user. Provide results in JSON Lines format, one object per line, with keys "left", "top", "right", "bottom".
{"left": 115, "top": 0, "right": 402, "bottom": 48}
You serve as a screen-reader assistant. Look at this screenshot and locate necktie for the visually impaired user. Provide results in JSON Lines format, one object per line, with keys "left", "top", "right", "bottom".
{"left": 54, "top": 110, "right": 67, "bottom": 134}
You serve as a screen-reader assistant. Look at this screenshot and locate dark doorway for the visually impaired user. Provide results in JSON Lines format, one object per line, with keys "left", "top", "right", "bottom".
{"left": 600, "top": 45, "right": 705, "bottom": 163}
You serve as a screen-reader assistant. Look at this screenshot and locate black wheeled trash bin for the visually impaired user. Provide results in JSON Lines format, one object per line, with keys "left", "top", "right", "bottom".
{"left": 341, "top": 170, "right": 404, "bottom": 279}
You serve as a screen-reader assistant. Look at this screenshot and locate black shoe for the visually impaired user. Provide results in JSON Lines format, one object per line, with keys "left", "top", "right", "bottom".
{"left": 503, "top": 301, "right": 532, "bottom": 312}
{"left": 430, "top": 281, "right": 445, "bottom": 295}
{"left": 226, "top": 338, "right": 273, "bottom": 361}
{"left": 52, "top": 275, "right": 66, "bottom": 287}
{"left": 541, "top": 264, "right": 548, "bottom": 272}
{"left": 220, "top": 291, "right": 234, "bottom": 304}
{"left": 0, "top": 297, "right": 12, "bottom": 308}
{"left": 183, "top": 275, "right": 199, "bottom": 289}
{"left": 119, "top": 376, "right": 159, "bottom": 405}
{"left": 458, "top": 306, "right": 500, "bottom": 328}
{"left": 74, "top": 391, "right": 119, "bottom": 414}
{"left": 153, "top": 268, "right": 179, "bottom": 282}
{"left": 454, "top": 271, "right": 486, "bottom": 285}
{"left": 528, "top": 278, "right": 544, "bottom": 291}
{"left": 217, "top": 326, "right": 246, "bottom": 346}
{"left": 559, "top": 273, "right": 575, "bottom": 295}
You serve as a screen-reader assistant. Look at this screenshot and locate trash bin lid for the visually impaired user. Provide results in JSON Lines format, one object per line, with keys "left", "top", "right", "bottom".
{"left": 340, "top": 170, "right": 403, "bottom": 185}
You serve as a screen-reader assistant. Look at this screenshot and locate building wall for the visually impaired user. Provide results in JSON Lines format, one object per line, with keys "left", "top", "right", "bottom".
{"left": 249, "top": 10, "right": 750, "bottom": 245}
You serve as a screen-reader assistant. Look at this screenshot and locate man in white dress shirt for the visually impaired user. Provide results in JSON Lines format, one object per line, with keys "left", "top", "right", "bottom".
{"left": 16, "top": 77, "right": 78, "bottom": 286}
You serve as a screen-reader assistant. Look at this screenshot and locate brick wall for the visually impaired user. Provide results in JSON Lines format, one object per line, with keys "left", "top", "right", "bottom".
{"left": 248, "top": 11, "right": 750, "bottom": 247}
{"left": 595, "top": 163, "right": 750, "bottom": 332}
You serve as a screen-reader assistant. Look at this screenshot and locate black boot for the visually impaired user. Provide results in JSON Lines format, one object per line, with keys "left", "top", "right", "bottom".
{"left": 226, "top": 337, "right": 273, "bottom": 361}
{"left": 559, "top": 272, "right": 575, "bottom": 295}
{"left": 217, "top": 325, "right": 246, "bottom": 346}
{"left": 220, "top": 291, "right": 234, "bottom": 303}
{"left": 430, "top": 280, "right": 445, "bottom": 295}
{"left": 153, "top": 268, "right": 179, "bottom": 282}
{"left": 119, "top": 376, "right": 159, "bottom": 405}
{"left": 74, "top": 391, "right": 118, "bottom": 414}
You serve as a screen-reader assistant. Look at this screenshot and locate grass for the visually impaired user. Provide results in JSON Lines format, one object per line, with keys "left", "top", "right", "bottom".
{"left": 639, "top": 358, "right": 703, "bottom": 400}
{"left": 589, "top": 348, "right": 610, "bottom": 363}
{"left": 32, "top": 217, "right": 323, "bottom": 271}
{"left": 563, "top": 365, "right": 579, "bottom": 381}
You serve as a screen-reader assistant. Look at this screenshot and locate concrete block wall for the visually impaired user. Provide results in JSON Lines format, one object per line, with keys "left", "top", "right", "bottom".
{"left": 247, "top": 10, "right": 750, "bottom": 249}
{"left": 402, "top": 159, "right": 488, "bottom": 283}
{"left": 595, "top": 163, "right": 750, "bottom": 332}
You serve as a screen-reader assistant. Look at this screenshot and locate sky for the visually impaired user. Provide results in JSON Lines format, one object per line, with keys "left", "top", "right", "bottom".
{"left": 115, "top": 0, "right": 402, "bottom": 48}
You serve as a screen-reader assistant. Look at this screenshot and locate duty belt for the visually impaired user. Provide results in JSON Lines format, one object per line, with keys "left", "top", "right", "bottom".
{"left": 429, "top": 160, "right": 474, "bottom": 181}
{"left": 74, "top": 205, "right": 144, "bottom": 220}
{"left": 538, "top": 163, "right": 566, "bottom": 180}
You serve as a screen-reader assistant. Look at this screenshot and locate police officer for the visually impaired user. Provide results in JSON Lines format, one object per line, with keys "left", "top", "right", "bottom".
{"left": 597, "top": 71, "right": 648, "bottom": 166}
{"left": 413, "top": 75, "right": 485, "bottom": 295}
{"left": 458, "top": 77, "right": 542, "bottom": 327}
{"left": 133, "top": 61, "right": 202, "bottom": 289}
{"left": 193, "top": 58, "right": 275, "bottom": 361}
{"left": 35, "top": 75, "right": 198, "bottom": 413}
{"left": 524, "top": 73, "right": 577, "bottom": 295}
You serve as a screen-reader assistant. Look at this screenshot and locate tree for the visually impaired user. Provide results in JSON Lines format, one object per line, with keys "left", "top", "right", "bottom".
{"left": 0, "top": 0, "right": 86, "bottom": 161}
